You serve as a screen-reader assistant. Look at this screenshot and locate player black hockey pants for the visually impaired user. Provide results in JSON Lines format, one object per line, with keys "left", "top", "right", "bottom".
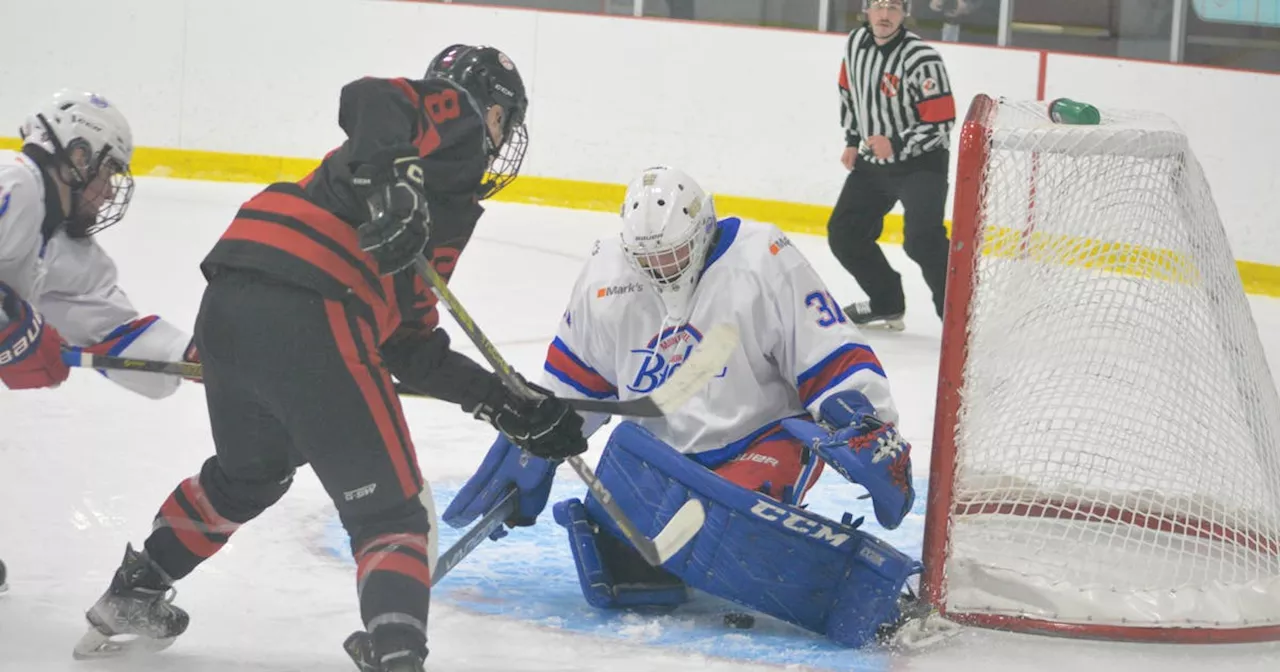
{"left": 827, "top": 163, "right": 950, "bottom": 318}
{"left": 142, "top": 268, "right": 432, "bottom": 659}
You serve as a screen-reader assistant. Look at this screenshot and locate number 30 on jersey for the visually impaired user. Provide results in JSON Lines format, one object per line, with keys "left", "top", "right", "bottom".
{"left": 805, "top": 291, "right": 848, "bottom": 328}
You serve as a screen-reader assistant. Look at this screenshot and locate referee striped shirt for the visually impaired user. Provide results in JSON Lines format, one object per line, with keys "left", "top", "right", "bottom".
{"left": 839, "top": 25, "right": 956, "bottom": 166}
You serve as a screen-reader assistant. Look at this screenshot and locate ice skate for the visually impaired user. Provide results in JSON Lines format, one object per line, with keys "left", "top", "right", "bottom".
{"left": 343, "top": 630, "right": 427, "bottom": 672}
{"left": 876, "top": 590, "right": 961, "bottom": 651}
{"left": 0, "top": 558, "right": 7, "bottom": 594}
{"left": 73, "top": 543, "right": 190, "bottom": 659}
{"left": 842, "top": 301, "right": 905, "bottom": 331}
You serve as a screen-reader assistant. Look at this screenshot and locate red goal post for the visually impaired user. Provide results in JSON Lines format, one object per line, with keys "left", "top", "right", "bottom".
{"left": 920, "top": 94, "right": 1280, "bottom": 643}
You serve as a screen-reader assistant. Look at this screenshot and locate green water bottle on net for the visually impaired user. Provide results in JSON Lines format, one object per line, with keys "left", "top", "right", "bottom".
{"left": 1048, "top": 98, "right": 1101, "bottom": 125}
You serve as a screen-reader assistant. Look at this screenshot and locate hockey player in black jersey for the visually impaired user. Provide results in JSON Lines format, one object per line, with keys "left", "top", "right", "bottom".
{"left": 75, "top": 44, "right": 588, "bottom": 672}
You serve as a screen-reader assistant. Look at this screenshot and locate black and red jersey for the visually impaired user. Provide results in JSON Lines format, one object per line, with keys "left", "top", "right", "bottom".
{"left": 201, "top": 76, "right": 488, "bottom": 347}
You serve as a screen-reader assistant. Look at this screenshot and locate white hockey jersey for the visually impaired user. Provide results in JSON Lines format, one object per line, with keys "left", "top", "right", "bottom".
{"left": 540, "top": 217, "right": 898, "bottom": 467}
{"left": 0, "top": 150, "right": 189, "bottom": 398}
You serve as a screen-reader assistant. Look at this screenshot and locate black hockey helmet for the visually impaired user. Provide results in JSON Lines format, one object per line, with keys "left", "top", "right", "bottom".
{"left": 426, "top": 44, "right": 529, "bottom": 199}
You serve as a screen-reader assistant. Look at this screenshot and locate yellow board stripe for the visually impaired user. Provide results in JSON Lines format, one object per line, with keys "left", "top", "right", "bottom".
{"left": 3, "top": 137, "right": 1276, "bottom": 298}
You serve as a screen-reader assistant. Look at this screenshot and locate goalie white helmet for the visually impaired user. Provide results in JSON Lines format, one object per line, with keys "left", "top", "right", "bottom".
{"left": 619, "top": 166, "right": 717, "bottom": 327}
{"left": 18, "top": 89, "right": 135, "bottom": 236}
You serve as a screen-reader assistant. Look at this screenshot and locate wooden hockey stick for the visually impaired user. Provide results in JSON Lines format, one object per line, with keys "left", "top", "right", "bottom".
{"left": 410, "top": 257, "right": 718, "bottom": 566}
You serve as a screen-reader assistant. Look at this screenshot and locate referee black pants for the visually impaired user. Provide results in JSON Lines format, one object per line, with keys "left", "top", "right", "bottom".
{"left": 827, "top": 156, "right": 951, "bottom": 319}
{"left": 142, "top": 269, "right": 433, "bottom": 660}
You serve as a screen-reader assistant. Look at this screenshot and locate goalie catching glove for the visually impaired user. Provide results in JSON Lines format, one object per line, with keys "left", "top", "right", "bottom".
{"left": 351, "top": 146, "right": 431, "bottom": 275}
{"left": 782, "top": 390, "right": 915, "bottom": 530}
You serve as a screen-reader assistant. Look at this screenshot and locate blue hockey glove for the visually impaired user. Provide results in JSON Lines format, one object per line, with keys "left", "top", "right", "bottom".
{"left": 793, "top": 390, "right": 915, "bottom": 530}
{"left": 444, "top": 433, "right": 558, "bottom": 533}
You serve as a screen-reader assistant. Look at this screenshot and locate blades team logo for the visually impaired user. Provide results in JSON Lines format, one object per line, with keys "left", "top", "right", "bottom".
{"left": 626, "top": 324, "right": 727, "bottom": 394}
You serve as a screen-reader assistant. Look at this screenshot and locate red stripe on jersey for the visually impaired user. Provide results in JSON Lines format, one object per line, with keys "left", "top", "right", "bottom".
{"left": 917, "top": 95, "right": 956, "bottom": 124}
{"left": 798, "top": 347, "right": 885, "bottom": 406}
{"left": 221, "top": 218, "right": 389, "bottom": 332}
{"left": 389, "top": 78, "right": 418, "bottom": 105}
{"left": 251, "top": 190, "right": 368, "bottom": 265}
{"left": 356, "top": 312, "right": 420, "bottom": 489}
{"left": 545, "top": 342, "right": 615, "bottom": 397}
{"left": 325, "top": 300, "right": 419, "bottom": 498}
{"left": 838, "top": 63, "right": 850, "bottom": 91}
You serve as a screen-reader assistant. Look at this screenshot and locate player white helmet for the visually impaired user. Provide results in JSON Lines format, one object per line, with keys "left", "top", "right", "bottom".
{"left": 619, "top": 166, "right": 717, "bottom": 327}
{"left": 18, "top": 90, "right": 136, "bottom": 236}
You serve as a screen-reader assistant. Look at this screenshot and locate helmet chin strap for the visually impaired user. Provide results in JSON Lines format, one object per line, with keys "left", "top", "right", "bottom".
{"left": 34, "top": 113, "right": 94, "bottom": 233}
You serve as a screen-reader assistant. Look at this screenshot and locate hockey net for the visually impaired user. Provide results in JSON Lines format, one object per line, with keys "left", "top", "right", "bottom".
{"left": 921, "top": 94, "right": 1280, "bottom": 642}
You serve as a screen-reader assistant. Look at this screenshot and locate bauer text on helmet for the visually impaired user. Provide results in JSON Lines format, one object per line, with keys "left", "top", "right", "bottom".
{"left": 18, "top": 90, "right": 135, "bottom": 237}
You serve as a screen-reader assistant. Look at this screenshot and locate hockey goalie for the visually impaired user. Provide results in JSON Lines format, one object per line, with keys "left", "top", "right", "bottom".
{"left": 445, "top": 166, "right": 922, "bottom": 647}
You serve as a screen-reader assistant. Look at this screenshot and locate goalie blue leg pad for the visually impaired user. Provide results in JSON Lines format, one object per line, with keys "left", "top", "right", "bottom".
{"left": 552, "top": 498, "right": 688, "bottom": 609}
{"left": 577, "top": 421, "right": 922, "bottom": 648}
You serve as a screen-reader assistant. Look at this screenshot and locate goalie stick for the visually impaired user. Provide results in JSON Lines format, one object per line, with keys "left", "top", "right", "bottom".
{"left": 410, "top": 257, "right": 716, "bottom": 567}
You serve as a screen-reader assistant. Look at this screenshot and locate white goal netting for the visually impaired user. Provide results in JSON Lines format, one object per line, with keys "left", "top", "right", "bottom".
{"left": 934, "top": 97, "right": 1280, "bottom": 638}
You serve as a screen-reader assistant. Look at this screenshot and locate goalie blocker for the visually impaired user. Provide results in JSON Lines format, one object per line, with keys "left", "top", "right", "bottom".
{"left": 552, "top": 421, "right": 921, "bottom": 648}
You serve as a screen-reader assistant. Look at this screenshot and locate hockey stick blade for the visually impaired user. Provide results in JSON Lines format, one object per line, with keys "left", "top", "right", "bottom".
{"left": 651, "top": 499, "right": 707, "bottom": 563}
{"left": 564, "top": 454, "right": 707, "bottom": 566}
{"left": 433, "top": 489, "right": 518, "bottom": 586}
{"left": 622, "top": 321, "right": 738, "bottom": 416}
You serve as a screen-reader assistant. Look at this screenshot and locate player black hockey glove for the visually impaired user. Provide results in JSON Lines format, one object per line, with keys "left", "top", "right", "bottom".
{"left": 471, "top": 379, "right": 589, "bottom": 461}
{"left": 351, "top": 146, "right": 431, "bottom": 275}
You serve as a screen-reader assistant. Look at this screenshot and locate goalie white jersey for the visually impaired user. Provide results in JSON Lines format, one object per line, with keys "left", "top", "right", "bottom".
{"left": 541, "top": 217, "right": 898, "bottom": 467}
{"left": 0, "top": 150, "right": 188, "bottom": 397}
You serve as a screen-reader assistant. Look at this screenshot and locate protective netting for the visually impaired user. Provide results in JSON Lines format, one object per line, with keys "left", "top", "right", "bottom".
{"left": 937, "top": 97, "right": 1280, "bottom": 636}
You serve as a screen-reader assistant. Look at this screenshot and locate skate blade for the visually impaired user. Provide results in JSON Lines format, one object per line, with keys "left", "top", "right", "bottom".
{"left": 72, "top": 625, "right": 176, "bottom": 660}
{"left": 884, "top": 612, "right": 963, "bottom": 651}
{"left": 859, "top": 318, "right": 906, "bottom": 332}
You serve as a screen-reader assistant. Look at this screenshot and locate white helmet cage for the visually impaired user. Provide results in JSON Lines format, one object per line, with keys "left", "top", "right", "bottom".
{"left": 619, "top": 166, "right": 718, "bottom": 323}
{"left": 19, "top": 90, "right": 135, "bottom": 236}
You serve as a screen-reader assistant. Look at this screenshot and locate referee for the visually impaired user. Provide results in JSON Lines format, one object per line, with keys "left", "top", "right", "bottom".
{"left": 829, "top": 0, "right": 956, "bottom": 329}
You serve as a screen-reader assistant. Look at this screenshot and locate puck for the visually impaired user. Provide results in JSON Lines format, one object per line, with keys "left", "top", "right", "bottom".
{"left": 723, "top": 612, "right": 755, "bottom": 629}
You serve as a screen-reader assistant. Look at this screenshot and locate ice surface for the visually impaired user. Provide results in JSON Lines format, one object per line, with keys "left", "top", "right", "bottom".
{"left": 2, "top": 178, "right": 1279, "bottom": 671}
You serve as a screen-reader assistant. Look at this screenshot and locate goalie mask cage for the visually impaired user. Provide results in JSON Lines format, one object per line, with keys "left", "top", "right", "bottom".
{"left": 921, "top": 94, "right": 1280, "bottom": 643}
